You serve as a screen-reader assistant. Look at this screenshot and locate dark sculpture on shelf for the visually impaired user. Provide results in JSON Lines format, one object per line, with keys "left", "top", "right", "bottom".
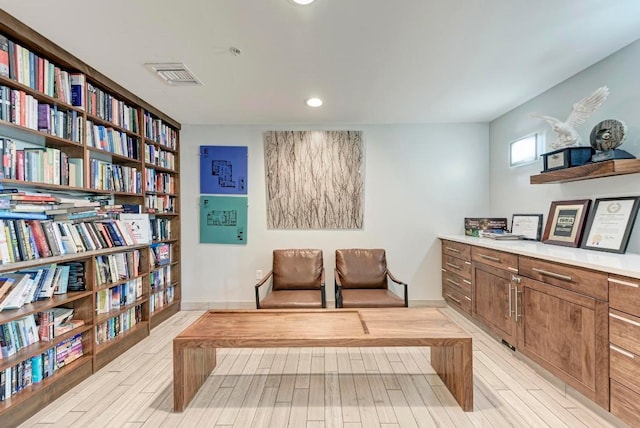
{"left": 589, "top": 119, "right": 635, "bottom": 162}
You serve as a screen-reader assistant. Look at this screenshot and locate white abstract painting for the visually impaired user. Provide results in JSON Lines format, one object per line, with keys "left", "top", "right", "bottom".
{"left": 264, "top": 130, "right": 364, "bottom": 229}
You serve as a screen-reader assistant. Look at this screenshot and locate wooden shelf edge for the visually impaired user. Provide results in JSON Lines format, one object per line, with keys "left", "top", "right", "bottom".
{"left": 530, "top": 159, "right": 640, "bottom": 184}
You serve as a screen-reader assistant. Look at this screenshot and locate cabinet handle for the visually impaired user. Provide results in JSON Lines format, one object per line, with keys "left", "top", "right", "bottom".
{"left": 446, "top": 247, "right": 460, "bottom": 253}
{"left": 446, "top": 278, "right": 462, "bottom": 287}
{"left": 610, "top": 312, "right": 640, "bottom": 327}
{"left": 608, "top": 278, "right": 639, "bottom": 288}
{"left": 610, "top": 344, "right": 635, "bottom": 359}
{"left": 463, "top": 279, "right": 471, "bottom": 285}
{"left": 479, "top": 254, "right": 500, "bottom": 262}
{"left": 514, "top": 286, "right": 521, "bottom": 322}
{"left": 531, "top": 268, "right": 572, "bottom": 282}
{"left": 508, "top": 284, "right": 512, "bottom": 318}
{"left": 464, "top": 296, "right": 471, "bottom": 301}
{"left": 507, "top": 266, "right": 518, "bottom": 273}
{"left": 446, "top": 262, "right": 462, "bottom": 270}
{"left": 446, "top": 294, "right": 462, "bottom": 305}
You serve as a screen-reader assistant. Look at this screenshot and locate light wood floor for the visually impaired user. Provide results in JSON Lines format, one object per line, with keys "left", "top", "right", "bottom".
{"left": 18, "top": 307, "right": 627, "bottom": 428}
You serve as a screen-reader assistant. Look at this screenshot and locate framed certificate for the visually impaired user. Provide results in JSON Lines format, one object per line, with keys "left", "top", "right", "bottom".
{"left": 542, "top": 200, "right": 591, "bottom": 247}
{"left": 511, "top": 214, "right": 543, "bottom": 241}
{"left": 581, "top": 196, "right": 640, "bottom": 253}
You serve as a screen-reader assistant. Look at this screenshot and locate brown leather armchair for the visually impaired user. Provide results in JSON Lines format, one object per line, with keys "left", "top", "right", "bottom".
{"left": 335, "top": 249, "right": 408, "bottom": 308}
{"left": 255, "top": 249, "right": 326, "bottom": 309}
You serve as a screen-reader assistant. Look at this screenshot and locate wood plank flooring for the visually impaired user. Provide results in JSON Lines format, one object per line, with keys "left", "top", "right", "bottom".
{"left": 18, "top": 308, "right": 628, "bottom": 427}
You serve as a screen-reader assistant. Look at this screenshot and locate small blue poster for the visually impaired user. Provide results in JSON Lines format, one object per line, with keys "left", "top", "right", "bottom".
{"left": 199, "top": 196, "right": 248, "bottom": 244}
{"left": 200, "top": 145, "right": 247, "bottom": 194}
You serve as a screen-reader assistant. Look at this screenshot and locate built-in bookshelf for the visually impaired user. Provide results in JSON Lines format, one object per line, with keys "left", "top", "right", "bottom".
{"left": 0, "top": 9, "right": 181, "bottom": 427}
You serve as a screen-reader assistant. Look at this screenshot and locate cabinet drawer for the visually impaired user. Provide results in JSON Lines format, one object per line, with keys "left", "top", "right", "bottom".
{"left": 442, "top": 269, "right": 471, "bottom": 295}
{"left": 471, "top": 246, "right": 518, "bottom": 272}
{"left": 610, "top": 309, "right": 640, "bottom": 356}
{"left": 610, "top": 342, "right": 640, "bottom": 393}
{"left": 442, "top": 240, "right": 470, "bottom": 260}
{"left": 443, "top": 282, "right": 472, "bottom": 315}
{"left": 611, "top": 380, "right": 640, "bottom": 427}
{"left": 442, "top": 254, "right": 472, "bottom": 280}
{"left": 518, "top": 256, "right": 607, "bottom": 301}
{"left": 609, "top": 274, "right": 640, "bottom": 316}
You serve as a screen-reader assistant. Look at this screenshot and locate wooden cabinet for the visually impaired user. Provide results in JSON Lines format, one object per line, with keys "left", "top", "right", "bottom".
{"left": 441, "top": 240, "right": 472, "bottom": 315}
{"left": 470, "top": 246, "right": 519, "bottom": 344}
{"left": 516, "top": 275, "right": 609, "bottom": 408}
{"left": 607, "top": 274, "right": 640, "bottom": 426}
{"left": 0, "top": 10, "right": 181, "bottom": 427}
{"left": 442, "top": 239, "right": 612, "bottom": 411}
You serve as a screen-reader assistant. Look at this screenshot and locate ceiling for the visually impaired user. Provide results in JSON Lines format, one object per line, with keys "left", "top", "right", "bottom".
{"left": 1, "top": 1, "right": 640, "bottom": 126}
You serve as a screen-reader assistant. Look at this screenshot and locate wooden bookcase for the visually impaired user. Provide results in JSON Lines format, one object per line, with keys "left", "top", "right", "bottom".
{"left": 0, "top": 9, "right": 181, "bottom": 426}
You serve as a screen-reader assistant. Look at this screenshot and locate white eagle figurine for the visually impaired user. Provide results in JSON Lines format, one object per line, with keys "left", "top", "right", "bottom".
{"left": 531, "top": 86, "right": 609, "bottom": 149}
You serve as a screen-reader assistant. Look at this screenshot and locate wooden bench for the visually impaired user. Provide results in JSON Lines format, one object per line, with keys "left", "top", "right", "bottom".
{"left": 173, "top": 308, "right": 473, "bottom": 412}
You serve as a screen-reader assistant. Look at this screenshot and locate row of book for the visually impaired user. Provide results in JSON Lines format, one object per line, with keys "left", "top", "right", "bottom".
{"left": 0, "top": 263, "right": 74, "bottom": 311}
{"left": 0, "top": 335, "right": 83, "bottom": 403}
{"left": 36, "top": 307, "right": 84, "bottom": 342}
{"left": 96, "top": 277, "right": 143, "bottom": 314}
{"left": 86, "top": 121, "right": 140, "bottom": 159}
{"left": 150, "top": 265, "right": 172, "bottom": 291}
{"left": 150, "top": 286, "right": 175, "bottom": 314}
{"left": 143, "top": 112, "right": 177, "bottom": 150}
{"left": 145, "top": 143, "right": 176, "bottom": 170}
{"left": 0, "top": 138, "right": 83, "bottom": 186}
{"left": 0, "top": 314, "right": 38, "bottom": 357}
{"left": 0, "top": 217, "right": 139, "bottom": 265}
{"left": 86, "top": 82, "right": 139, "bottom": 133}
{"left": 0, "top": 86, "right": 83, "bottom": 143}
{"left": 0, "top": 34, "right": 81, "bottom": 108}
{"left": 150, "top": 217, "right": 172, "bottom": 241}
{"left": 95, "top": 305, "right": 142, "bottom": 346}
{"left": 145, "top": 194, "right": 176, "bottom": 213}
{"left": 145, "top": 168, "right": 176, "bottom": 194}
{"left": 94, "top": 250, "right": 141, "bottom": 286}
{"left": 89, "top": 159, "right": 141, "bottom": 193}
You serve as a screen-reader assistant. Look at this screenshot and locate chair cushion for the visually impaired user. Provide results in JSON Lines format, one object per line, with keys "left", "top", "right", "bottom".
{"left": 273, "top": 249, "right": 323, "bottom": 290}
{"left": 259, "top": 290, "right": 324, "bottom": 309}
{"left": 341, "top": 289, "right": 405, "bottom": 308}
{"left": 336, "top": 249, "right": 387, "bottom": 289}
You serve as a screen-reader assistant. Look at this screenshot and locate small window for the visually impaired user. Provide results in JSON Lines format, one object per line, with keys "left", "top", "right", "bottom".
{"left": 510, "top": 134, "right": 538, "bottom": 167}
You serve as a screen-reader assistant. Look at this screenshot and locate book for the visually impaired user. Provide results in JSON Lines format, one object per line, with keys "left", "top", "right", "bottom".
{"left": 0, "top": 35, "right": 8, "bottom": 77}
{"left": 118, "top": 213, "right": 150, "bottom": 244}
{"left": 480, "top": 232, "right": 524, "bottom": 240}
{"left": 464, "top": 217, "right": 508, "bottom": 237}
{"left": 69, "top": 73, "right": 85, "bottom": 110}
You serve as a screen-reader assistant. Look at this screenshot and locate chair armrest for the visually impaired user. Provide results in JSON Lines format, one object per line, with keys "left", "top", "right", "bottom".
{"left": 320, "top": 268, "right": 326, "bottom": 308}
{"left": 255, "top": 270, "right": 273, "bottom": 309}
{"left": 387, "top": 270, "right": 408, "bottom": 307}
{"left": 334, "top": 270, "right": 343, "bottom": 308}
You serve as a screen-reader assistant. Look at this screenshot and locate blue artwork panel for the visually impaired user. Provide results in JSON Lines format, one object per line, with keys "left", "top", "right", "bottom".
{"left": 200, "top": 145, "right": 248, "bottom": 194}
{"left": 199, "top": 196, "right": 248, "bottom": 244}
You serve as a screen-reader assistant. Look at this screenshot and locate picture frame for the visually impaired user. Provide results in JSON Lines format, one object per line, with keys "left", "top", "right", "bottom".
{"left": 542, "top": 199, "right": 591, "bottom": 247}
{"left": 511, "top": 214, "right": 543, "bottom": 241}
{"left": 581, "top": 196, "right": 640, "bottom": 253}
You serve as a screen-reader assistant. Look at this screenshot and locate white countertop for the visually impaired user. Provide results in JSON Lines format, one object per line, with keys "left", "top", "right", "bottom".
{"left": 438, "top": 234, "right": 640, "bottom": 279}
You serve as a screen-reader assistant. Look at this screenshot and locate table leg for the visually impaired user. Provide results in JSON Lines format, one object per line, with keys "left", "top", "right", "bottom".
{"left": 430, "top": 340, "right": 473, "bottom": 411}
{"left": 173, "top": 340, "right": 217, "bottom": 412}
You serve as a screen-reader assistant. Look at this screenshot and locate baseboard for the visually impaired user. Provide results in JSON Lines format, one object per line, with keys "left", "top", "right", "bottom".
{"left": 181, "top": 299, "right": 446, "bottom": 310}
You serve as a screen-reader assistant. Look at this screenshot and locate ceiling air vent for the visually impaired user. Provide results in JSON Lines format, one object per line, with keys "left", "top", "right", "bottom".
{"left": 145, "top": 63, "right": 202, "bottom": 86}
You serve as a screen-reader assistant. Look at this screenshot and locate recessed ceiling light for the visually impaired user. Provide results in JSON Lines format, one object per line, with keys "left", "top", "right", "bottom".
{"left": 290, "top": 0, "right": 315, "bottom": 5}
{"left": 305, "top": 97, "right": 323, "bottom": 107}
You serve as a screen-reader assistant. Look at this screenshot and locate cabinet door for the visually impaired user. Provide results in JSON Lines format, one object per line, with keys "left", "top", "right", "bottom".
{"left": 472, "top": 262, "right": 516, "bottom": 345}
{"left": 517, "top": 277, "right": 609, "bottom": 409}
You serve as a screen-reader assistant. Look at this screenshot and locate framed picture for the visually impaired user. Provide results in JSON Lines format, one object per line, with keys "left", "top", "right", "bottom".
{"left": 511, "top": 214, "right": 543, "bottom": 241}
{"left": 581, "top": 196, "right": 640, "bottom": 253}
{"left": 542, "top": 200, "right": 591, "bottom": 247}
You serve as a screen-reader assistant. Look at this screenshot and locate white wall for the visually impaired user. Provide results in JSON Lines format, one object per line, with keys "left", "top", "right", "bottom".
{"left": 180, "top": 124, "right": 489, "bottom": 307}
{"left": 490, "top": 39, "right": 640, "bottom": 254}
